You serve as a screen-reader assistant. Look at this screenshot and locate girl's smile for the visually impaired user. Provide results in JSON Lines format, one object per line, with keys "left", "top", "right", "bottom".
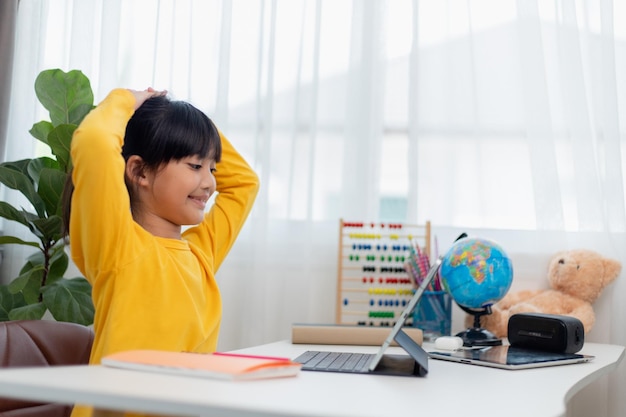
{"left": 188, "top": 194, "right": 210, "bottom": 210}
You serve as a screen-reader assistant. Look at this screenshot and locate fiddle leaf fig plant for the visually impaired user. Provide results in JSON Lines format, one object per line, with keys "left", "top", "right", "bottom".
{"left": 0, "top": 69, "right": 95, "bottom": 325}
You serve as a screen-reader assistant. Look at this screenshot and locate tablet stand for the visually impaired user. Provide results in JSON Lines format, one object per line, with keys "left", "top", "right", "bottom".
{"left": 393, "top": 329, "right": 429, "bottom": 376}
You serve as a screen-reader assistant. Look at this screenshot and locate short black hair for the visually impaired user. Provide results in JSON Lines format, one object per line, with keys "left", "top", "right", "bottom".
{"left": 122, "top": 95, "right": 222, "bottom": 167}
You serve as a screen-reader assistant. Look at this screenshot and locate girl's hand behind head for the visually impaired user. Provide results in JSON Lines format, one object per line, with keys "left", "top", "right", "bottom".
{"left": 129, "top": 88, "right": 168, "bottom": 110}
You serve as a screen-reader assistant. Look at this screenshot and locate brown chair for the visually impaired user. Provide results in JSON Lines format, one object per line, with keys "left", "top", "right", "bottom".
{"left": 0, "top": 320, "right": 94, "bottom": 417}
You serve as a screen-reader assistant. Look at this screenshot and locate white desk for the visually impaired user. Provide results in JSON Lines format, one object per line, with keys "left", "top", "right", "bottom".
{"left": 0, "top": 341, "right": 621, "bottom": 417}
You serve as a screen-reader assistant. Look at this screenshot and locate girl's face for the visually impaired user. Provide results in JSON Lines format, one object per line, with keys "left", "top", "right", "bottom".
{"left": 136, "top": 155, "right": 217, "bottom": 238}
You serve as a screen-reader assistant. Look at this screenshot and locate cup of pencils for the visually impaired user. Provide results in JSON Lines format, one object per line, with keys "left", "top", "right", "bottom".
{"left": 405, "top": 241, "right": 452, "bottom": 341}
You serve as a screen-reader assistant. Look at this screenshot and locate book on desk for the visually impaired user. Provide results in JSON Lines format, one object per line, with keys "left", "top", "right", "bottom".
{"left": 291, "top": 323, "right": 423, "bottom": 346}
{"left": 102, "top": 350, "right": 302, "bottom": 381}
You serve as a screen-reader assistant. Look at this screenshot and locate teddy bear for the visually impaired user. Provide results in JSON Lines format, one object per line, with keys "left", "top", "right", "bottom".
{"left": 475, "top": 249, "right": 621, "bottom": 338}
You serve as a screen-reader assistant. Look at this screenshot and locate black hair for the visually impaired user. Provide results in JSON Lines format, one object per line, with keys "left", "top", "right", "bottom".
{"left": 122, "top": 96, "right": 222, "bottom": 167}
{"left": 62, "top": 95, "right": 222, "bottom": 237}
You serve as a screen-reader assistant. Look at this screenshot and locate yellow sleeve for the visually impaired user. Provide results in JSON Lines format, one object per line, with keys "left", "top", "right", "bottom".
{"left": 183, "top": 131, "right": 259, "bottom": 271}
{"left": 69, "top": 89, "right": 138, "bottom": 280}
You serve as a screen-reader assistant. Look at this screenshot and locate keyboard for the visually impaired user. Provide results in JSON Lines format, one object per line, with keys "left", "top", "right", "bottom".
{"left": 294, "top": 351, "right": 375, "bottom": 373}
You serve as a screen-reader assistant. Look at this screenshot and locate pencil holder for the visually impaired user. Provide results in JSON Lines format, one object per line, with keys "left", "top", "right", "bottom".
{"left": 412, "top": 290, "right": 452, "bottom": 341}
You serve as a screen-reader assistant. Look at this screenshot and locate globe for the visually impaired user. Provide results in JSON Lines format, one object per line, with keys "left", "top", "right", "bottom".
{"left": 439, "top": 237, "right": 513, "bottom": 310}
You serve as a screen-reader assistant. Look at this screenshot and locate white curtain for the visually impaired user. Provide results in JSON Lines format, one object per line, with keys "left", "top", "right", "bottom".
{"left": 5, "top": 1, "right": 626, "bottom": 415}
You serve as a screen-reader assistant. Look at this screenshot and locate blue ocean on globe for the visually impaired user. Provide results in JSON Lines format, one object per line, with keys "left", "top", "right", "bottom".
{"left": 439, "top": 237, "right": 513, "bottom": 309}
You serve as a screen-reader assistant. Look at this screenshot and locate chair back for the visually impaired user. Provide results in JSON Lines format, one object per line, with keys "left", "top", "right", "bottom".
{"left": 0, "top": 320, "right": 94, "bottom": 417}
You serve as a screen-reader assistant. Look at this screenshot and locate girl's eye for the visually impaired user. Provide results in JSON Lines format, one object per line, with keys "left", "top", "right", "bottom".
{"left": 210, "top": 168, "right": 217, "bottom": 174}
{"left": 189, "top": 164, "right": 202, "bottom": 170}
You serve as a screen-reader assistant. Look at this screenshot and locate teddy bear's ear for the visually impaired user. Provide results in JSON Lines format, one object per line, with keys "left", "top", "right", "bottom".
{"left": 602, "top": 258, "right": 622, "bottom": 285}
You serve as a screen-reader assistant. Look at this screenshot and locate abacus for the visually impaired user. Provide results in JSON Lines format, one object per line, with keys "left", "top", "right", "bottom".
{"left": 336, "top": 219, "right": 431, "bottom": 326}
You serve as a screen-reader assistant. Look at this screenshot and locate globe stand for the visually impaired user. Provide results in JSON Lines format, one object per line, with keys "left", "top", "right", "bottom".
{"left": 455, "top": 305, "right": 502, "bottom": 347}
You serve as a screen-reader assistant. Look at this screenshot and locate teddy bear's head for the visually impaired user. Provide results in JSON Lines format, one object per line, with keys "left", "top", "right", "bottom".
{"left": 548, "top": 249, "right": 621, "bottom": 303}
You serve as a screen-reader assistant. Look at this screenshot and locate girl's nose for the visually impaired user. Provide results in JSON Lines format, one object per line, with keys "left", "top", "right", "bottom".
{"left": 203, "top": 169, "right": 216, "bottom": 191}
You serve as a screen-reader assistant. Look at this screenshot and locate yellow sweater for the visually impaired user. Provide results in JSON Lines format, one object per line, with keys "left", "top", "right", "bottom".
{"left": 69, "top": 89, "right": 259, "bottom": 417}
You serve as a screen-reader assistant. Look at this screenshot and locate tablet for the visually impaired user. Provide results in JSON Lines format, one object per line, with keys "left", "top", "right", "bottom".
{"left": 428, "top": 345, "right": 594, "bottom": 370}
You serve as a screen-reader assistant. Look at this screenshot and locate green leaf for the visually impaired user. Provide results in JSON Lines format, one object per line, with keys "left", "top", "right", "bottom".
{"left": 46, "top": 124, "right": 75, "bottom": 172}
{"left": 46, "top": 245, "right": 70, "bottom": 285}
{"left": 0, "top": 159, "right": 31, "bottom": 175}
{"left": 8, "top": 302, "right": 47, "bottom": 321}
{"left": 29, "top": 121, "right": 54, "bottom": 145}
{"left": 34, "top": 69, "right": 94, "bottom": 127}
{"left": 8, "top": 265, "right": 45, "bottom": 300}
{"left": 0, "top": 165, "right": 46, "bottom": 217}
{"left": 0, "top": 235, "right": 41, "bottom": 248}
{"left": 42, "top": 278, "right": 94, "bottom": 325}
{"left": 0, "top": 285, "right": 27, "bottom": 321}
{"left": 0, "top": 201, "right": 35, "bottom": 229}
{"left": 23, "top": 250, "right": 45, "bottom": 268}
{"left": 30, "top": 215, "right": 63, "bottom": 242}
{"left": 38, "top": 168, "right": 67, "bottom": 217}
{"left": 27, "top": 157, "right": 59, "bottom": 187}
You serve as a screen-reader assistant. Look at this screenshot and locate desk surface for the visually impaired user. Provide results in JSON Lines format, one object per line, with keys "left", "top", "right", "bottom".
{"left": 0, "top": 341, "right": 621, "bottom": 417}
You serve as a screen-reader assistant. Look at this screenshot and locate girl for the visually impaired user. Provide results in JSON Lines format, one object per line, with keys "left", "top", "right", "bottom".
{"left": 67, "top": 88, "right": 259, "bottom": 417}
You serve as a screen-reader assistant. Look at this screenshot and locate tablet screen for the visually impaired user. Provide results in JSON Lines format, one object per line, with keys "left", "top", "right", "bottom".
{"left": 429, "top": 345, "right": 594, "bottom": 370}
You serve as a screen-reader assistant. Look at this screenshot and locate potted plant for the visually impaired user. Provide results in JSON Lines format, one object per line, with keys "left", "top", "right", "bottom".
{"left": 0, "top": 69, "right": 95, "bottom": 325}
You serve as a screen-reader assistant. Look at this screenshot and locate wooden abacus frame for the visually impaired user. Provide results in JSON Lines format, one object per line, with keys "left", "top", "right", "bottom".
{"left": 336, "top": 219, "right": 431, "bottom": 326}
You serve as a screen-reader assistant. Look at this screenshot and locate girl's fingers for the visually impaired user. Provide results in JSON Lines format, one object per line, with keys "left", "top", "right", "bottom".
{"left": 145, "top": 87, "right": 167, "bottom": 96}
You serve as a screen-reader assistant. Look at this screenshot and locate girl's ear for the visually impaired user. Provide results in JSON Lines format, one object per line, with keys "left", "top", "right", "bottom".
{"left": 125, "top": 155, "right": 149, "bottom": 186}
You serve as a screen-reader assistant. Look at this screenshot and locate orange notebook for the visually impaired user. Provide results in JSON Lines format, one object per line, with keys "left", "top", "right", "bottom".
{"left": 101, "top": 350, "right": 302, "bottom": 381}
